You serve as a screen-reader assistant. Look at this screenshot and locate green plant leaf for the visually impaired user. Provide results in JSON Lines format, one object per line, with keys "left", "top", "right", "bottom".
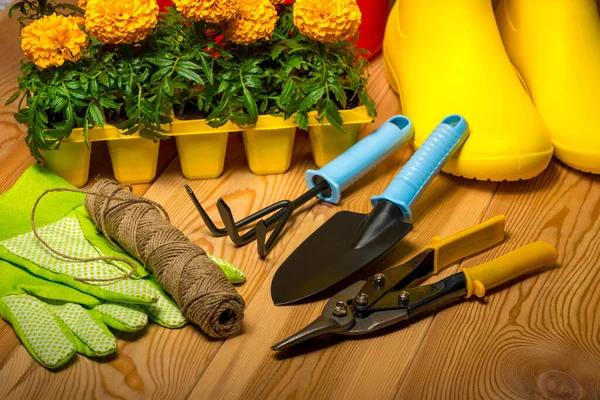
{"left": 90, "top": 79, "right": 99, "bottom": 98}
{"left": 5, "top": 90, "right": 21, "bottom": 106}
{"left": 163, "top": 78, "right": 174, "bottom": 96}
{"left": 300, "top": 87, "right": 325, "bottom": 111}
{"left": 242, "top": 86, "right": 258, "bottom": 124}
{"left": 65, "top": 81, "right": 80, "bottom": 90}
{"left": 295, "top": 111, "right": 309, "bottom": 130}
{"left": 88, "top": 102, "right": 104, "bottom": 128}
{"left": 218, "top": 80, "right": 229, "bottom": 93}
{"left": 243, "top": 75, "right": 261, "bottom": 89}
{"left": 175, "top": 66, "right": 203, "bottom": 84}
{"left": 199, "top": 55, "right": 213, "bottom": 85}
{"left": 324, "top": 100, "right": 344, "bottom": 132}
{"left": 328, "top": 80, "right": 347, "bottom": 109}
{"left": 52, "top": 96, "right": 68, "bottom": 112}
{"left": 70, "top": 90, "right": 88, "bottom": 100}
{"left": 279, "top": 80, "right": 295, "bottom": 106}
{"left": 147, "top": 57, "right": 175, "bottom": 67}
{"left": 178, "top": 60, "right": 202, "bottom": 70}
{"left": 98, "top": 72, "right": 109, "bottom": 86}
{"left": 38, "top": 109, "right": 49, "bottom": 125}
{"left": 270, "top": 44, "right": 286, "bottom": 60}
{"left": 99, "top": 97, "right": 119, "bottom": 109}
{"left": 288, "top": 56, "right": 302, "bottom": 70}
{"left": 151, "top": 67, "right": 172, "bottom": 83}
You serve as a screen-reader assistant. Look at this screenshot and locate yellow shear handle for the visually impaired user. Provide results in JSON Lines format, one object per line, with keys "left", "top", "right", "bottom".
{"left": 462, "top": 241, "right": 558, "bottom": 298}
{"left": 422, "top": 215, "right": 506, "bottom": 274}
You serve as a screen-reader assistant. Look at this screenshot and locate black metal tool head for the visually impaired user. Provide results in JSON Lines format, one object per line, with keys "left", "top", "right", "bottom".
{"left": 271, "top": 200, "right": 413, "bottom": 306}
{"left": 271, "top": 281, "right": 362, "bottom": 351}
{"left": 185, "top": 181, "right": 330, "bottom": 258}
{"left": 185, "top": 184, "right": 229, "bottom": 237}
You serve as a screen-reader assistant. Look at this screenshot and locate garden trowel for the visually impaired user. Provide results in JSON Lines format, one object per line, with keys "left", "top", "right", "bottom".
{"left": 271, "top": 115, "right": 469, "bottom": 305}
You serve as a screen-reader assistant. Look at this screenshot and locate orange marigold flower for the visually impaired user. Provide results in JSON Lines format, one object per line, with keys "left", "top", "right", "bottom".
{"left": 20, "top": 14, "right": 87, "bottom": 69}
{"left": 85, "top": 0, "right": 158, "bottom": 44}
{"left": 77, "top": 0, "right": 87, "bottom": 9}
{"left": 294, "top": 0, "right": 361, "bottom": 43}
{"left": 172, "top": 0, "right": 238, "bottom": 23}
{"left": 224, "top": 0, "right": 278, "bottom": 45}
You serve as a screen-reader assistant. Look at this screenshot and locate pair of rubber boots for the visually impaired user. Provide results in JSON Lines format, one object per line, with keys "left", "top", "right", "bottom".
{"left": 383, "top": 0, "right": 600, "bottom": 180}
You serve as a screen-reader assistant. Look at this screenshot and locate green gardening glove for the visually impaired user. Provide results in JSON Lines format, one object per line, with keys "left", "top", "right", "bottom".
{"left": 0, "top": 260, "right": 150, "bottom": 369}
{"left": 0, "top": 194, "right": 188, "bottom": 328}
{"left": 0, "top": 166, "right": 244, "bottom": 323}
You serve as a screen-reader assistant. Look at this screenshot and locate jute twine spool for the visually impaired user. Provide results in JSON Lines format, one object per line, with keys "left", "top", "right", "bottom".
{"left": 33, "top": 179, "right": 245, "bottom": 339}
{"left": 82, "top": 180, "right": 245, "bottom": 338}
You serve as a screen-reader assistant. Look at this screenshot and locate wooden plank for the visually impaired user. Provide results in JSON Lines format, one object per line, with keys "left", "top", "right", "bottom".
{"left": 0, "top": 3, "right": 31, "bottom": 191}
{"left": 0, "top": 2, "right": 26, "bottom": 163}
{"left": 394, "top": 163, "right": 600, "bottom": 399}
{"left": 0, "top": 2, "right": 36, "bottom": 368}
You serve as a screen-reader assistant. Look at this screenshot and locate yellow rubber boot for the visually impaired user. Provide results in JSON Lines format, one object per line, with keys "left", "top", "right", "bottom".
{"left": 383, "top": 0, "right": 553, "bottom": 181}
{"left": 496, "top": 0, "right": 600, "bottom": 174}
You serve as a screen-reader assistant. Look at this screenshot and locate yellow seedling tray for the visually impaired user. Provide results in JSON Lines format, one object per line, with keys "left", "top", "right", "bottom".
{"left": 41, "top": 106, "right": 373, "bottom": 187}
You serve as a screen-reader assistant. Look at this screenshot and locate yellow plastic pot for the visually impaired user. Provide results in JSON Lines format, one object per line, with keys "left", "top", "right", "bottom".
{"left": 42, "top": 137, "right": 91, "bottom": 188}
{"left": 170, "top": 118, "right": 237, "bottom": 179}
{"left": 95, "top": 124, "right": 160, "bottom": 185}
{"left": 307, "top": 105, "right": 374, "bottom": 168}
{"left": 42, "top": 124, "right": 160, "bottom": 187}
{"left": 242, "top": 115, "right": 297, "bottom": 175}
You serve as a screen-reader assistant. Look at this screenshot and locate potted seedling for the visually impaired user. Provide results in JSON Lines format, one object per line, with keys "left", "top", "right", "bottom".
{"left": 7, "top": 0, "right": 376, "bottom": 186}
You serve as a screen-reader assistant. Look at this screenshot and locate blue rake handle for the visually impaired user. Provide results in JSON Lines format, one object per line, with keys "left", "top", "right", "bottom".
{"left": 305, "top": 116, "right": 414, "bottom": 204}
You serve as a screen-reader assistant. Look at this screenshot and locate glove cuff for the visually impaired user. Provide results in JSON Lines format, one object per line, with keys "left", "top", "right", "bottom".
{"left": 0, "top": 165, "right": 83, "bottom": 240}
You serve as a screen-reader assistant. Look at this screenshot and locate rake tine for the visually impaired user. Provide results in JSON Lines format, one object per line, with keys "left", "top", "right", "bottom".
{"left": 218, "top": 199, "right": 294, "bottom": 246}
{"left": 187, "top": 179, "right": 331, "bottom": 251}
{"left": 184, "top": 184, "right": 228, "bottom": 237}
{"left": 255, "top": 201, "right": 295, "bottom": 258}
{"left": 217, "top": 199, "right": 257, "bottom": 245}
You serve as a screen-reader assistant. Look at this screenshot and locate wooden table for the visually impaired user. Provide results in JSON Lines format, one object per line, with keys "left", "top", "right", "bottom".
{"left": 1, "top": 6, "right": 599, "bottom": 400}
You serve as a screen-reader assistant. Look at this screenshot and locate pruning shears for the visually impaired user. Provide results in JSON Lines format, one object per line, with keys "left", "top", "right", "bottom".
{"left": 272, "top": 215, "right": 558, "bottom": 350}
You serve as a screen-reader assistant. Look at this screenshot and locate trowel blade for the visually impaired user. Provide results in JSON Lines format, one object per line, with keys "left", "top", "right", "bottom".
{"left": 271, "top": 205, "right": 412, "bottom": 305}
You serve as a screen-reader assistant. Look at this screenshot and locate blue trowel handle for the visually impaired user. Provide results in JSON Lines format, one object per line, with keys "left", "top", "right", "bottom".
{"left": 305, "top": 116, "right": 414, "bottom": 204}
{"left": 370, "top": 115, "right": 469, "bottom": 221}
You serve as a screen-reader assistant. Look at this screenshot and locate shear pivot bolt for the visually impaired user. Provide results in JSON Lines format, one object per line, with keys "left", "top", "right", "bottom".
{"left": 355, "top": 293, "right": 368, "bottom": 306}
{"left": 332, "top": 301, "right": 347, "bottom": 316}
{"left": 373, "top": 274, "right": 386, "bottom": 288}
{"left": 398, "top": 291, "right": 410, "bottom": 306}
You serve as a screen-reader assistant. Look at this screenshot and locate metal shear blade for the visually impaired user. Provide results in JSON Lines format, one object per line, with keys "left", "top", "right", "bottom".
{"left": 271, "top": 280, "right": 412, "bottom": 350}
{"left": 271, "top": 282, "right": 362, "bottom": 351}
{"left": 342, "top": 308, "right": 409, "bottom": 336}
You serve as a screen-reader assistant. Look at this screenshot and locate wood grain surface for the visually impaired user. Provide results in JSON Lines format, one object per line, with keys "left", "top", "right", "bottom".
{"left": 0, "top": 3, "right": 599, "bottom": 400}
